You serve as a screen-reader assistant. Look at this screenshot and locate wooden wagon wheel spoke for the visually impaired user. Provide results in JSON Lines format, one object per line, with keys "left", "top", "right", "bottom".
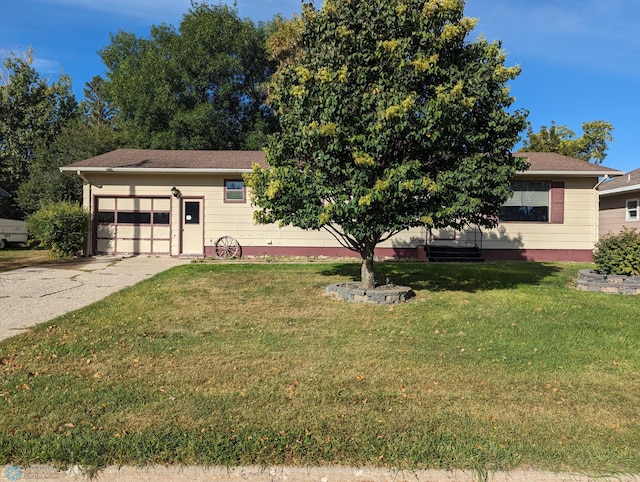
{"left": 214, "top": 236, "right": 242, "bottom": 259}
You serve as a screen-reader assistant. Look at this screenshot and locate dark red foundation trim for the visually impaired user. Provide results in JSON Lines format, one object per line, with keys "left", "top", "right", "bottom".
{"left": 205, "top": 245, "right": 420, "bottom": 259}
{"left": 482, "top": 249, "right": 593, "bottom": 262}
{"left": 204, "top": 245, "right": 592, "bottom": 263}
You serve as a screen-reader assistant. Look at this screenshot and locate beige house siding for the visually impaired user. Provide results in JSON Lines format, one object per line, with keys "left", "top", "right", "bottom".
{"left": 599, "top": 193, "right": 640, "bottom": 236}
{"left": 81, "top": 172, "right": 598, "bottom": 257}
{"left": 65, "top": 149, "right": 624, "bottom": 262}
{"left": 80, "top": 172, "right": 425, "bottom": 257}
{"left": 483, "top": 177, "right": 599, "bottom": 252}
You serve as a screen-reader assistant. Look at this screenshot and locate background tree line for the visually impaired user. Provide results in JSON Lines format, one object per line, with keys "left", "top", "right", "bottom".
{"left": 0, "top": 3, "right": 277, "bottom": 219}
{"left": 0, "top": 1, "right": 614, "bottom": 221}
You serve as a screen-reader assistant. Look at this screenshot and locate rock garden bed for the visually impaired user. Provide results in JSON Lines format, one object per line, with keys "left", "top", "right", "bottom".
{"left": 325, "top": 282, "right": 415, "bottom": 304}
{"left": 576, "top": 269, "right": 640, "bottom": 294}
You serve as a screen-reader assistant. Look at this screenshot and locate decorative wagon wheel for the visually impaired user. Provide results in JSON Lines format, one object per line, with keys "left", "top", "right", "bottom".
{"left": 214, "top": 235, "right": 242, "bottom": 259}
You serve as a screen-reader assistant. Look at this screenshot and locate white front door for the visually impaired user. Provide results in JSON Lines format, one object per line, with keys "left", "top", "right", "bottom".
{"left": 180, "top": 199, "right": 203, "bottom": 255}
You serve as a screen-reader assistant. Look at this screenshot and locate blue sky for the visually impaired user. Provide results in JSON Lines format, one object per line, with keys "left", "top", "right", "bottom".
{"left": 1, "top": 0, "right": 638, "bottom": 172}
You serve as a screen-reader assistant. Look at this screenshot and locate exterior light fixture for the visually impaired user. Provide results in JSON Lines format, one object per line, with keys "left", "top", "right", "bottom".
{"left": 171, "top": 186, "right": 182, "bottom": 198}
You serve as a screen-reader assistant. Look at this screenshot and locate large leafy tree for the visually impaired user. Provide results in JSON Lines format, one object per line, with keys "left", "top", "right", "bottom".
{"left": 248, "top": 0, "right": 528, "bottom": 289}
{"left": 16, "top": 121, "right": 121, "bottom": 215}
{"left": 100, "top": 2, "right": 277, "bottom": 150}
{"left": 520, "top": 120, "right": 614, "bottom": 164}
{"left": 16, "top": 76, "right": 121, "bottom": 215}
{"left": 82, "top": 75, "right": 116, "bottom": 128}
{"left": 0, "top": 51, "right": 78, "bottom": 218}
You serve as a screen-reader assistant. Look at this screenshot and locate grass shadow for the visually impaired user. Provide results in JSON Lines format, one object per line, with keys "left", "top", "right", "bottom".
{"left": 320, "top": 261, "right": 565, "bottom": 293}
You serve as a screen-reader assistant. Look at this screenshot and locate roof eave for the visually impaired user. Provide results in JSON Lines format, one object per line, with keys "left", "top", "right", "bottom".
{"left": 516, "top": 170, "right": 625, "bottom": 177}
{"left": 599, "top": 184, "right": 640, "bottom": 196}
{"left": 59, "top": 167, "right": 254, "bottom": 174}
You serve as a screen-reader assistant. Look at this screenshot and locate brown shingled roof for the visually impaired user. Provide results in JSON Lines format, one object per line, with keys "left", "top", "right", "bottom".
{"left": 516, "top": 152, "right": 623, "bottom": 174}
{"left": 61, "top": 149, "right": 622, "bottom": 177}
{"left": 61, "top": 149, "right": 267, "bottom": 171}
{"left": 598, "top": 167, "right": 640, "bottom": 192}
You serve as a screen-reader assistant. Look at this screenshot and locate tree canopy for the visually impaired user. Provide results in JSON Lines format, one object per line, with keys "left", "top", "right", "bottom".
{"left": 247, "top": 0, "right": 528, "bottom": 288}
{"left": 100, "top": 2, "right": 278, "bottom": 150}
{"left": 520, "top": 120, "right": 614, "bottom": 164}
{"left": 0, "top": 51, "right": 78, "bottom": 218}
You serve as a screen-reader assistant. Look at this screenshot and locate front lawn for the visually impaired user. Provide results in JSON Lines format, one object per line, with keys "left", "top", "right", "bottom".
{"left": 0, "top": 262, "right": 638, "bottom": 475}
{"left": 0, "top": 248, "right": 66, "bottom": 272}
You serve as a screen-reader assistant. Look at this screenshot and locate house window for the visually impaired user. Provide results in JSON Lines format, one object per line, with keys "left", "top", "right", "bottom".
{"left": 184, "top": 201, "right": 200, "bottom": 224}
{"left": 153, "top": 212, "right": 170, "bottom": 225}
{"left": 103, "top": 211, "right": 170, "bottom": 225}
{"left": 118, "top": 212, "right": 151, "bottom": 224}
{"left": 97, "top": 211, "right": 115, "bottom": 223}
{"left": 225, "top": 179, "right": 245, "bottom": 202}
{"left": 500, "top": 181, "right": 551, "bottom": 222}
{"left": 626, "top": 199, "right": 639, "bottom": 221}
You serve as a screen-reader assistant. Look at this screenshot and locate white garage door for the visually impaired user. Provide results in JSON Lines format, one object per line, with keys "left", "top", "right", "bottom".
{"left": 95, "top": 197, "right": 171, "bottom": 255}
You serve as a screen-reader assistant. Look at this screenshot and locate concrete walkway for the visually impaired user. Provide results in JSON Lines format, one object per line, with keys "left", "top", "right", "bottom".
{"left": 2, "top": 464, "right": 637, "bottom": 481}
{"left": 0, "top": 255, "right": 190, "bottom": 342}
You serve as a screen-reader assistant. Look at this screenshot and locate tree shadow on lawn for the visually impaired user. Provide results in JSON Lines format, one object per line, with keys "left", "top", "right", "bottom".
{"left": 320, "top": 261, "right": 564, "bottom": 293}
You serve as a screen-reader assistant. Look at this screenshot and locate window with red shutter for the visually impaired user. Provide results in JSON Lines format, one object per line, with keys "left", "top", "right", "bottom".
{"left": 550, "top": 182, "right": 565, "bottom": 224}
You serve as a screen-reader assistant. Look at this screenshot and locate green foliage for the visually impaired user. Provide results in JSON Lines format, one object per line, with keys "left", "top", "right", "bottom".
{"left": 15, "top": 168, "right": 83, "bottom": 216}
{"left": 26, "top": 202, "right": 90, "bottom": 258}
{"left": 0, "top": 50, "right": 79, "bottom": 218}
{"left": 99, "top": 2, "right": 277, "bottom": 150}
{"left": 593, "top": 227, "right": 640, "bottom": 275}
{"left": 248, "top": 0, "right": 528, "bottom": 287}
{"left": 16, "top": 117, "right": 120, "bottom": 215}
{"left": 81, "top": 75, "right": 116, "bottom": 128}
{"left": 15, "top": 75, "right": 121, "bottom": 215}
{"left": 521, "top": 120, "right": 614, "bottom": 164}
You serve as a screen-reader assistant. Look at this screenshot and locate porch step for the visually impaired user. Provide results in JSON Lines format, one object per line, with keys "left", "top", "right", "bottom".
{"left": 427, "top": 246, "right": 484, "bottom": 263}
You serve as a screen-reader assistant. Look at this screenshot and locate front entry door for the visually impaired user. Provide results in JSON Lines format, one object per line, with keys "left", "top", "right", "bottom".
{"left": 180, "top": 199, "right": 203, "bottom": 255}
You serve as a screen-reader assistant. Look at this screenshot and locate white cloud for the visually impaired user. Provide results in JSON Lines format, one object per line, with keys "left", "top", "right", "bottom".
{"left": 0, "top": 51, "right": 61, "bottom": 83}
{"left": 31, "top": 57, "right": 62, "bottom": 75}
{"left": 35, "top": 0, "right": 192, "bottom": 23}
{"left": 37, "top": 0, "right": 302, "bottom": 24}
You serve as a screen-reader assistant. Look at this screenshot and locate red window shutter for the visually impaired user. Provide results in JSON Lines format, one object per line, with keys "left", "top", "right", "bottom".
{"left": 550, "top": 182, "right": 565, "bottom": 224}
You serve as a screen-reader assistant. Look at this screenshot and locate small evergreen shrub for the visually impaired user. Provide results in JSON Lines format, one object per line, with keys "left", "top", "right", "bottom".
{"left": 26, "top": 202, "right": 90, "bottom": 258}
{"left": 593, "top": 227, "right": 640, "bottom": 275}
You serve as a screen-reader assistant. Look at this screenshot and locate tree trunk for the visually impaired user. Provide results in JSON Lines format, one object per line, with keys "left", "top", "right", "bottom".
{"left": 360, "top": 249, "right": 376, "bottom": 290}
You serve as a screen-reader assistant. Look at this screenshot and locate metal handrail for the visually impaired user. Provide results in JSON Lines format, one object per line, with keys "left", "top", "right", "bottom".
{"left": 426, "top": 224, "right": 483, "bottom": 254}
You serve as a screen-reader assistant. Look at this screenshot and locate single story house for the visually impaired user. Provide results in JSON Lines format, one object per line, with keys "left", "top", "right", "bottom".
{"left": 60, "top": 150, "right": 623, "bottom": 262}
{"left": 598, "top": 168, "right": 640, "bottom": 237}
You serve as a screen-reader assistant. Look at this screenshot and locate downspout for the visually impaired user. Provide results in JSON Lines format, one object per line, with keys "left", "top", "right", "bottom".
{"left": 593, "top": 175, "right": 610, "bottom": 191}
{"left": 592, "top": 175, "right": 610, "bottom": 248}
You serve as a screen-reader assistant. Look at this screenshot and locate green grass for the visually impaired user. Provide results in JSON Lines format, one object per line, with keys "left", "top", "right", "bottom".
{"left": 0, "top": 247, "right": 74, "bottom": 272}
{"left": 1, "top": 261, "right": 639, "bottom": 475}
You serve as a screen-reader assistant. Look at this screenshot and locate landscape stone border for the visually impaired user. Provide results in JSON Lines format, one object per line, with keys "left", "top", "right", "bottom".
{"left": 576, "top": 269, "right": 640, "bottom": 294}
{"left": 325, "top": 282, "right": 415, "bottom": 304}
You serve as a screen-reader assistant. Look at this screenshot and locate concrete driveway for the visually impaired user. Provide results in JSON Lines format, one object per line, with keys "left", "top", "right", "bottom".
{"left": 0, "top": 255, "right": 190, "bottom": 342}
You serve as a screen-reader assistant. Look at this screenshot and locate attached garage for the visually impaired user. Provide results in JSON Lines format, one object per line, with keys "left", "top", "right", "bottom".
{"left": 60, "top": 149, "right": 267, "bottom": 258}
{"left": 94, "top": 196, "right": 172, "bottom": 255}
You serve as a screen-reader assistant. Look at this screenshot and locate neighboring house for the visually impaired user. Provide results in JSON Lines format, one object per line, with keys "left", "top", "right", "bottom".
{"left": 598, "top": 168, "right": 640, "bottom": 237}
{"left": 60, "top": 150, "right": 622, "bottom": 261}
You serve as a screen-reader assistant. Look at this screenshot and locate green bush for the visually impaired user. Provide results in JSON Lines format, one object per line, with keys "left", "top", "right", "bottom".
{"left": 593, "top": 227, "right": 640, "bottom": 275}
{"left": 26, "top": 202, "right": 90, "bottom": 258}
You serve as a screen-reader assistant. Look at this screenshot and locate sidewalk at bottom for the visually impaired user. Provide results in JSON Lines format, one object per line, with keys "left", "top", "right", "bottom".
{"left": 2, "top": 465, "right": 637, "bottom": 482}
